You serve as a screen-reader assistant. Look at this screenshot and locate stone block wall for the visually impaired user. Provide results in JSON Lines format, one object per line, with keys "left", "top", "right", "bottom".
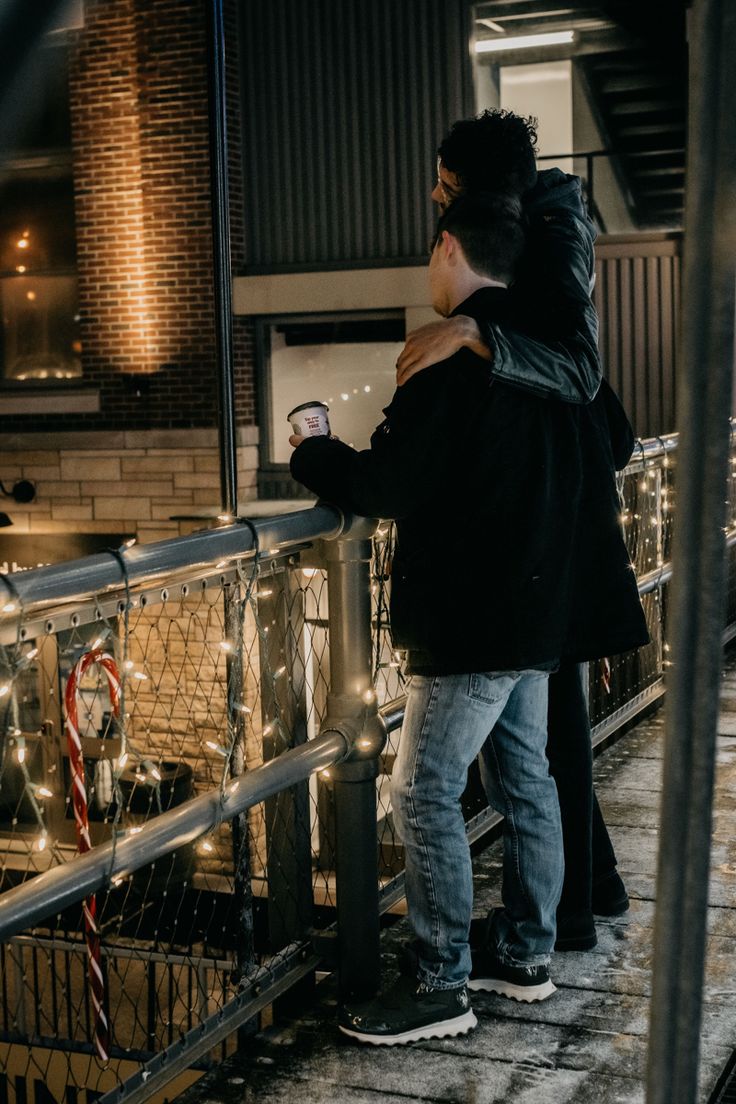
{"left": 0, "top": 427, "right": 258, "bottom": 544}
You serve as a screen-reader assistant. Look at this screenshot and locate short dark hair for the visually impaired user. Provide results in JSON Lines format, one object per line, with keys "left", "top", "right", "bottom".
{"left": 438, "top": 110, "right": 538, "bottom": 198}
{"left": 435, "top": 193, "right": 525, "bottom": 284}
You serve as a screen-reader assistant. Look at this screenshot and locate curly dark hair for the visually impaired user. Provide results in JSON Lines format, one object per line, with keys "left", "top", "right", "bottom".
{"left": 437, "top": 110, "right": 539, "bottom": 198}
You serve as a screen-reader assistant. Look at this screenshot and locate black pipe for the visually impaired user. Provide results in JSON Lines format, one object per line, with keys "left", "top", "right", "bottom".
{"left": 204, "top": 0, "right": 238, "bottom": 518}
{"left": 646, "top": 1, "right": 736, "bottom": 1100}
{"left": 333, "top": 760, "right": 382, "bottom": 1000}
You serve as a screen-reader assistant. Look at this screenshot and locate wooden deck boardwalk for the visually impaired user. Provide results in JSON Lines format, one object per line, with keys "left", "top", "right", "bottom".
{"left": 177, "top": 660, "right": 736, "bottom": 1104}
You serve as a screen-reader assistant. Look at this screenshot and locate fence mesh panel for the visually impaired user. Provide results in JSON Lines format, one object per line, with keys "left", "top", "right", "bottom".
{"left": 0, "top": 544, "right": 346, "bottom": 1101}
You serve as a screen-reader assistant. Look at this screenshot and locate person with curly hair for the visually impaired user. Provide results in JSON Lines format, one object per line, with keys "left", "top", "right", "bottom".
{"left": 397, "top": 109, "right": 635, "bottom": 958}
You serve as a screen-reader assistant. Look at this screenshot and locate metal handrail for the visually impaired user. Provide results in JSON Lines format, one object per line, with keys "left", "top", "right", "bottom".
{"left": 0, "top": 729, "right": 348, "bottom": 941}
{"left": 0, "top": 430, "right": 689, "bottom": 630}
{"left": 2, "top": 423, "right": 733, "bottom": 979}
{"left": 537, "top": 148, "right": 686, "bottom": 162}
{"left": 0, "top": 503, "right": 344, "bottom": 626}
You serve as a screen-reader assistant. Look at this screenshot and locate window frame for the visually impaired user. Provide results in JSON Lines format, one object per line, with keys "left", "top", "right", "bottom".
{"left": 254, "top": 309, "right": 406, "bottom": 500}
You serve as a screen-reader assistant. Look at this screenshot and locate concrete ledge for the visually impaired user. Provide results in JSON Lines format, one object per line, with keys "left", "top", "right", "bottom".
{"left": 234, "top": 266, "right": 430, "bottom": 315}
{"left": 0, "top": 389, "right": 100, "bottom": 415}
{"left": 0, "top": 426, "right": 260, "bottom": 451}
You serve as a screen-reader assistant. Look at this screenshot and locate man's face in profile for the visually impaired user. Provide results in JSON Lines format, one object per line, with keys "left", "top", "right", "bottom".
{"left": 431, "top": 158, "right": 463, "bottom": 211}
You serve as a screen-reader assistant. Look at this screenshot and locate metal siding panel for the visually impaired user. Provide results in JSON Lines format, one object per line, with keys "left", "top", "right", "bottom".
{"left": 241, "top": 1, "right": 263, "bottom": 265}
{"left": 619, "top": 257, "right": 635, "bottom": 426}
{"left": 297, "top": 2, "right": 317, "bottom": 264}
{"left": 593, "top": 256, "right": 606, "bottom": 376}
{"left": 240, "top": 0, "right": 473, "bottom": 270}
{"left": 633, "top": 256, "right": 647, "bottom": 437}
{"left": 605, "top": 256, "right": 622, "bottom": 401}
{"left": 672, "top": 250, "right": 681, "bottom": 426}
{"left": 381, "top": 1, "right": 400, "bottom": 259}
{"left": 659, "top": 255, "right": 674, "bottom": 433}
{"left": 313, "top": 1, "right": 333, "bottom": 261}
{"left": 271, "top": 0, "right": 292, "bottom": 265}
{"left": 646, "top": 255, "right": 661, "bottom": 435}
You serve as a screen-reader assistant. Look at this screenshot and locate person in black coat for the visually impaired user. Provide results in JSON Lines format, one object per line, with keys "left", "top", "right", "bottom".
{"left": 291, "top": 194, "right": 647, "bottom": 1045}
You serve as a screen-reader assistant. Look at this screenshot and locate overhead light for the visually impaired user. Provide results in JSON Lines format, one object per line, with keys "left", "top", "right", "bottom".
{"left": 475, "top": 30, "right": 575, "bottom": 53}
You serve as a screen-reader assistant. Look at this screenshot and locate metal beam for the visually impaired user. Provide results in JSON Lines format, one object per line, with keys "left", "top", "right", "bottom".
{"left": 96, "top": 946, "right": 319, "bottom": 1104}
{"left": 0, "top": 505, "right": 343, "bottom": 632}
{"left": 0, "top": 730, "right": 347, "bottom": 941}
{"left": 646, "top": 1, "right": 736, "bottom": 1101}
{"left": 204, "top": 0, "right": 238, "bottom": 518}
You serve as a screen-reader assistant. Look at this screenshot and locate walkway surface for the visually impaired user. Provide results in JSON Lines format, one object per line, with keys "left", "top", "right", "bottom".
{"left": 177, "top": 660, "right": 736, "bottom": 1104}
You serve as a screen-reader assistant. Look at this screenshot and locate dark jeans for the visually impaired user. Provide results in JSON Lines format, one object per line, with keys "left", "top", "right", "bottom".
{"left": 546, "top": 659, "right": 618, "bottom": 917}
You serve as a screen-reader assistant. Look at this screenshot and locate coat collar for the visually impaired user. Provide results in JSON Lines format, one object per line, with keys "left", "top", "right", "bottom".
{"left": 451, "top": 285, "right": 511, "bottom": 326}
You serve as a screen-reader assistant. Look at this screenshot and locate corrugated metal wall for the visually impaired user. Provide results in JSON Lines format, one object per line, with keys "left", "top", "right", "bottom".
{"left": 239, "top": 0, "right": 474, "bottom": 273}
{"left": 594, "top": 232, "right": 681, "bottom": 438}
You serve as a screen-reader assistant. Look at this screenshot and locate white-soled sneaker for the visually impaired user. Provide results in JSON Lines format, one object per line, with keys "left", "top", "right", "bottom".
{"left": 339, "top": 976, "right": 477, "bottom": 1046}
{"left": 469, "top": 944, "right": 556, "bottom": 1002}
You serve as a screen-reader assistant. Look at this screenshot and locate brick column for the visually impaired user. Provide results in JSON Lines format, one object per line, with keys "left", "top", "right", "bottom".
{"left": 66, "top": 0, "right": 253, "bottom": 429}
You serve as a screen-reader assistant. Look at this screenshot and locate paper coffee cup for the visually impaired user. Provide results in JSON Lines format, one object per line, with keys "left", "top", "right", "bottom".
{"left": 287, "top": 401, "right": 331, "bottom": 438}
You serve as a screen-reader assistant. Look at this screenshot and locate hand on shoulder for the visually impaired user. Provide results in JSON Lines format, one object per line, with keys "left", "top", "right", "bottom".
{"left": 396, "top": 315, "right": 490, "bottom": 386}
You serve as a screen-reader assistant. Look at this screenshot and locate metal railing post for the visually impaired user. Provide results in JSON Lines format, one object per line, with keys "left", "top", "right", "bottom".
{"left": 205, "top": 0, "right": 238, "bottom": 518}
{"left": 322, "top": 518, "right": 386, "bottom": 1001}
{"left": 258, "top": 564, "right": 313, "bottom": 952}
{"left": 224, "top": 582, "right": 255, "bottom": 994}
{"left": 646, "top": 1, "right": 736, "bottom": 1101}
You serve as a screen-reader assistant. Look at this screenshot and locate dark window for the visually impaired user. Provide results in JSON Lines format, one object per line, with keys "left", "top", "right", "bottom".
{"left": 0, "top": 41, "right": 79, "bottom": 383}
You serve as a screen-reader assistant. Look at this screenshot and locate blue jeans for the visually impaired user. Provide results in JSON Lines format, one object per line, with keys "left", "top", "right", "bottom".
{"left": 391, "top": 670, "right": 563, "bottom": 989}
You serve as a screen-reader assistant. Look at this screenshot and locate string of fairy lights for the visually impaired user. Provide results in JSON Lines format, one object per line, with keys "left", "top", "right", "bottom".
{"left": 0, "top": 450, "right": 706, "bottom": 867}
{"left": 0, "top": 447, "right": 729, "bottom": 869}
{"left": 3, "top": 448, "right": 734, "bottom": 1066}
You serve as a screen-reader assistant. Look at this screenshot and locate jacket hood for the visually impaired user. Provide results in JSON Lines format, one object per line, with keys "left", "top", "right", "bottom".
{"left": 524, "top": 168, "right": 587, "bottom": 221}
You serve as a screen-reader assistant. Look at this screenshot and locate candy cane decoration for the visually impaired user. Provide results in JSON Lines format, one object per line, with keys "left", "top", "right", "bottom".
{"left": 601, "top": 656, "right": 612, "bottom": 695}
{"left": 64, "top": 647, "right": 121, "bottom": 1064}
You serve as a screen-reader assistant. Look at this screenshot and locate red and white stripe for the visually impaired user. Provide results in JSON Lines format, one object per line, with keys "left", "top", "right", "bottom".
{"left": 64, "top": 647, "right": 121, "bottom": 1064}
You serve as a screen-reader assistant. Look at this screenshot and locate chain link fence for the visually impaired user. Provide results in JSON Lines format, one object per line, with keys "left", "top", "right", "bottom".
{"left": 0, "top": 431, "right": 735, "bottom": 1103}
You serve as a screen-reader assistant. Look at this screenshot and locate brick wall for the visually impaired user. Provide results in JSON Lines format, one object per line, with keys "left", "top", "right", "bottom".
{"left": 0, "top": 0, "right": 257, "bottom": 433}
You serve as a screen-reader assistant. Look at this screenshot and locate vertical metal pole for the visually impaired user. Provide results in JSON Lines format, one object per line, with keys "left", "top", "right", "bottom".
{"left": 224, "top": 586, "right": 255, "bottom": 987}
{"left": 204, "top": 0, "right": 238, "bottom": 518}
{"left": 646, "top": 3, "right": 736, "bottom": 1102}
{"left": 258, "top": 566, "right": 313, "bottom": 951}
{"left": 324, "top": 520, "right": 384, "bottom": 1001}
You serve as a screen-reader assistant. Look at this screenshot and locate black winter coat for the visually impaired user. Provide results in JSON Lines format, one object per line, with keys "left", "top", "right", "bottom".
{"left": 487, "top": 169, "right": 602, "bottom": 403}
{"left": 291, "top": 287, "right": 648, "bottom": 674}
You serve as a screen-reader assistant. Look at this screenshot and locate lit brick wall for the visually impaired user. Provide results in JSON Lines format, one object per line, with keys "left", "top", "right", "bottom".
{"left": 0, "top": 0, "right": 256, "bottom": 434}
